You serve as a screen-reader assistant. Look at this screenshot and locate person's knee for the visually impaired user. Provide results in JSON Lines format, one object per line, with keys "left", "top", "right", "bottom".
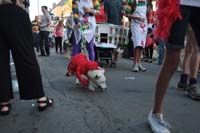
{"left": 165, "top": 49, "right": 181, "bottom": 70}
{"left": 192, "top": 47, "right": 200, "bottom": 53}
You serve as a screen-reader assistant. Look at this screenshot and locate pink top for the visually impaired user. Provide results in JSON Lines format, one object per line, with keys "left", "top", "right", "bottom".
{"left": 55, "top": 25, "right": 63, "bottom": 37}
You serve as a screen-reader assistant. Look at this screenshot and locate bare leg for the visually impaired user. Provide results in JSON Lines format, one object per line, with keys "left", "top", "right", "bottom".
{"left": 182, "top": 37, "right": 193, "bottom": 75}
{"left": 189, "top": 30, "right": 200, "bottom": 79}
{"left": 134, "top": 47, "right": 140, "bottom": 64}
{"left": 138, "top": 48, "right": 143, "bottom": 64}
{"left": 153, "top": 48, "right": 181, "bottom": 113}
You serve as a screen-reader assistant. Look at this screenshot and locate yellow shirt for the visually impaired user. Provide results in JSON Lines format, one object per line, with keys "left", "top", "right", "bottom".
{"left": 32, "top": 20, "right": 40, "bottom": 33}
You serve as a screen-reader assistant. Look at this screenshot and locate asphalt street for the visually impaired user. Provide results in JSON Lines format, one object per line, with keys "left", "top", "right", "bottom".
{"left": 0, "top": 50, "right": 200, "bottom": 133}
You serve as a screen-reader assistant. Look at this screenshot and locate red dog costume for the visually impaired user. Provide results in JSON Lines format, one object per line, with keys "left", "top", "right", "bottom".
{"left": 67, "top": 53, "right": 99, "bottom": 86}
{"left": 155, "top": 0, "right": 182, "bottom": 39}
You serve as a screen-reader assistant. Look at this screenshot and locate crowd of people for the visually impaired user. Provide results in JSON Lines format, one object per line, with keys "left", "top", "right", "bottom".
{"left": 0, "top": 0, "right": 200, "bottom": 133}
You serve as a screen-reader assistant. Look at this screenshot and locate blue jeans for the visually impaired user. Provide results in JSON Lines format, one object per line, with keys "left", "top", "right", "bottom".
{"left": 33, "top": 33, "right": 39, "bottom": 52}
{"left": 158, "top": 40, "right": 165, "bottom": 65}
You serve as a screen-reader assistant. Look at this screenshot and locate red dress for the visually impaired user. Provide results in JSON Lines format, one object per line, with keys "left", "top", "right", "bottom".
{"left": 95, "top": 5, "right": 106, "bottom": 23}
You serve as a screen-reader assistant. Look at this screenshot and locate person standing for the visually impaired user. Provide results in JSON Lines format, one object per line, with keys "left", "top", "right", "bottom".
{"left": 72, "top": 0, "right": 100, "bottom": 61}
{"left": 32, "top": 15, "right": 40, "bottom": 52}
{"left": 177, "top": 27, "right": 200, "bottom": 91}
{"left": 125, "top": 0, "right": 148, "bottom": 72}
{"left": 66, "top": 14, "right": 73, "bottom": 41}
{"left": 95, "top": 0, "right": 106, "bottom": 23}
{"left": 64, "top": 14, "right": 74, "bottom": 58}
{"left": 104, "top": 0, "right": 124, "bottom": 25}
{"left": 39, "top": 6, "right": 51, "bottom": 56}
{"left": 148, "top": 0, "right": 200, "bottom": 132}
{"left": 0, "top": 0, "right": 53, "bottom": 116}
{"left": 55, "top": 20, "right": 64, "bottom": 54}
{"left": 156, "top": 39, "right": 165, "bottom": 65}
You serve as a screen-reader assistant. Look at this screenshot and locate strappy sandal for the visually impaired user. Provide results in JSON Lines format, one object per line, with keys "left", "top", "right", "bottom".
{"left": 0, "top": 103, "right": 11, "bottom": 116}
{"left": 37, "top": 98, "right": 54, "bottom": 112}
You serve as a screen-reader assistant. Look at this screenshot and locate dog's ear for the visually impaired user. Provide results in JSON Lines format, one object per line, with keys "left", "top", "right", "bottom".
{"left": 99, "top": 67, "right": 105, "bottom": 74}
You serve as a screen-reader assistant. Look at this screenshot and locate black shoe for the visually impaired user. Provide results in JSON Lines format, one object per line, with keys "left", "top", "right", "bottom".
{"left": 177, "top": 82, "right": 188, "bottom": 91}
{"left": 46, "top": 54, "right": 50, "bottom": 56}
{"left": 66, "top": 72, "right": 73, "bottom": 76}
{"left": 37, "top": 98, "right": 54, "bottom": 111}
{"left": 0, "top": 103, "right": 11, "bottom": 116}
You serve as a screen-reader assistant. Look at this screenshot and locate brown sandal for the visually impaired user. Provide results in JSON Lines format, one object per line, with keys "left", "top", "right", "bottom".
{"left": 37, "top": 98, "right": 54, "bottom": 111}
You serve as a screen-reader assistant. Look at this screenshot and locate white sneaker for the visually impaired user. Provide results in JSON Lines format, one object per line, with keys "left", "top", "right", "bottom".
{"left": 132, "top": 64, "right": 139, "bottom": 72}
{"left": 138, "top": 64, "right": 146, "bottom": 71}
{"left": 148, "top": 111, "right": 171, "bottom": 133}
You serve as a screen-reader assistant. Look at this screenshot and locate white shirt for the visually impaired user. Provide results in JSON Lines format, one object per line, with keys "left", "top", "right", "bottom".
{"left": 181, "top": 0, "right": 200, "bottom": 7}
{"left": 40, "top": 13, "right": 51, "bottom": 32}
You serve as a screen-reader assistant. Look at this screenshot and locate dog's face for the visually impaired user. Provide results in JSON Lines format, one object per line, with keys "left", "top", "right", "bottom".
{"left": 87, "top": 69, "right": 107, "bottom": 90}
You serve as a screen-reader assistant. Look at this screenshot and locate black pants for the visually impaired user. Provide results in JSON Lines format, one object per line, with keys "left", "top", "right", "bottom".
{"left": 33, "top": 32, "right": 40, "bottom": 52}
{"left": 55, "top": 37, "right": 63, "bottom": 53}
{"left": 145, "top": 45, "right": 153, "bottom": 59}
{"left": 39, "top": 31, "right": 50, "bottom": 55}
{"left": 167, "top": 6, "right": 200, "bottom": 49}
{"left": 0, "top": 4, "right": 45, "bottom": 102}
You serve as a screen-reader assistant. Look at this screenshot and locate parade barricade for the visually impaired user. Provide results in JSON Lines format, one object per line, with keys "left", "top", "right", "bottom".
{"left": 94, "top": 23, "right": 129, "bottom": 67}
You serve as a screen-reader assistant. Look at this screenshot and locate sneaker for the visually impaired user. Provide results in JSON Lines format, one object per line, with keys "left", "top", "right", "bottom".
{"left": 148, "top": 111, "right": 171, "bottom": 133}
{"left": 138, "top": 64, "right": 146, "bottom": 71}
{"left": 177, "top": 82, "right": 188, "bottom": 91}
{"left": 132, "top": 64, "right": 139, "bottom": 72}
{"left": 148, "top": 59, "right": 153, "bottom": 63}
{"left": 186, "top": 84, "right": 200, "bottom": 100}
{"left": 154, "top": 62, "right": 162, "bottom": 65}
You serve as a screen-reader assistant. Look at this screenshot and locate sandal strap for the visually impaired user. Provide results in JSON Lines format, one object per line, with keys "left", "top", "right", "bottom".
{"left": 37, "top": 98, "right": 53, "bottom": 104}
{"left": 0, "top": 103, "right": 11, "bottom": 108}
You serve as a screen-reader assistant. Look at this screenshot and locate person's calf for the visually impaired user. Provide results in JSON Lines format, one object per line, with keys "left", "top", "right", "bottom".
{"left": 153, "top": 48, "right": 181, "bottom": 114}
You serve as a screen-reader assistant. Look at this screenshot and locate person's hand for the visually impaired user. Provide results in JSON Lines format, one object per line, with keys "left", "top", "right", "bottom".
{"left": 40, "top": 24, "right": 46, "bottom": 28}
{"left": 125, "top": 14, "right": 132, "bottom": 18}
{"left": 138, "top": 18, "right": 145, "bottom": 22}
{"left": 121, "top": 10, "right": 126, "bottom": 15}
{"left": 83, "top": 7, "right": 92, "bottom": 13}
{"left": 77, "top": 22, "right": 81, "bottom": 28}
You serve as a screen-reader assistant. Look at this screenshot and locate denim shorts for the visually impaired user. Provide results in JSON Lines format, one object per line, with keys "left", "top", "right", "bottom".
{"left": 166, "top": 5, "right": 200, "bottom": 49}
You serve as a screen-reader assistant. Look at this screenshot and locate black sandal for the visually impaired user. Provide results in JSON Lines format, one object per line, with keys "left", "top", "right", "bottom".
{"left": 37, "top": 98, "right": 54, "bottom": 112}
{"left": 0, "top": 103, "right": 11, "bottom": 116}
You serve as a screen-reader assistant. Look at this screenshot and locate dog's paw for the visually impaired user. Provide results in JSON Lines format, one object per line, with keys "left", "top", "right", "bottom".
{"left": 88, "top": 85, "right": 95, "bottom": 91}
{"left": 75, "top": 79, "right": 80, "bottom": 85}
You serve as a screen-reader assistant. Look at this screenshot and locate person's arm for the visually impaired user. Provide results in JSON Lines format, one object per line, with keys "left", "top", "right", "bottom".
{"left": 66, "top": 19, "right": 72, "bottom": 29}
{"left": 124, "top": 0, "right": 144, "bottom": 22}
{"left": 82, "top": 0, "right": 100, "bottom": 15}
{"left": 126, "top": 14, "right": 145, "bottom": 22}
{"left": 72, "top": 0, "right": 81, "bottom": 27}
{"left": 93, "top": 0, "right": 100, "bottom": 14}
